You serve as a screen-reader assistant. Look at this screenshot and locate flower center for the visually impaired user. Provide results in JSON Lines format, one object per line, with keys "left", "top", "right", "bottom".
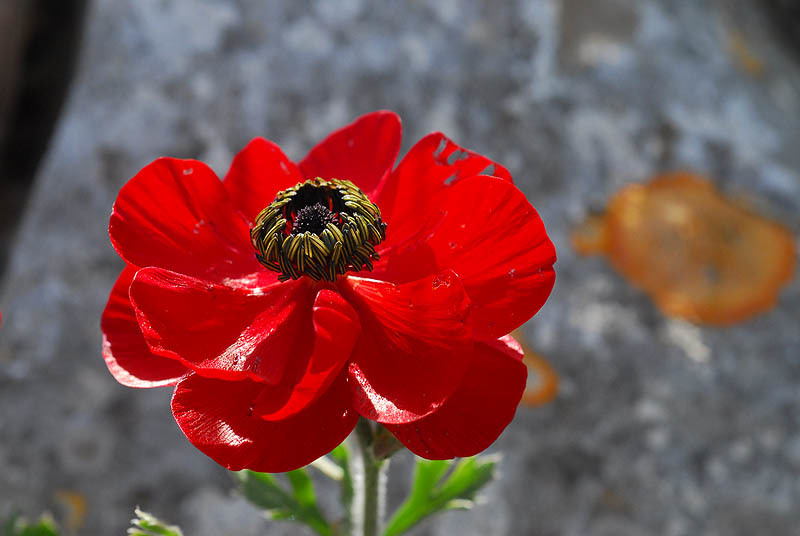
{"left": 251, "top": 178, "right": 387, "bottom": 282}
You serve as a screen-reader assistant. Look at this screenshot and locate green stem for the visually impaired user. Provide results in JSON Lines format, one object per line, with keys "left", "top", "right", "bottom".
{"left": 351, "top": 419, "right": 388, "bottom": 536}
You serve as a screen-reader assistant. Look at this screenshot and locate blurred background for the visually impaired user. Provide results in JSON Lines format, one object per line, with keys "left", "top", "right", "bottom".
{"left": 1, "top": 0, "right": 799, "bottom": 534}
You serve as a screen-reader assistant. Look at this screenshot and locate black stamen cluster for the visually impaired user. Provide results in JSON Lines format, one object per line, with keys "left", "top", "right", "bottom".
{"left": 292, "top": 202, "right": 336, "bottom": 235}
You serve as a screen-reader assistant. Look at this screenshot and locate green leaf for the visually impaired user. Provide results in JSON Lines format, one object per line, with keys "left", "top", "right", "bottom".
{"left": 383, "top": 455, "right": 499, "bottom": 536}
{"left": 237, "top": 471, "right": 296, "bottom": 511}
{"left": 236, "top": 469, "right": 332, "bottom": 536}
{"left": 434, "top": 457, "right": 496, "bottom": 510}
{"left": 286, "top": 469, "right": 317, "bottom": 509}
{"left": 328, "top": 445, "right": 354, "bottom": 513}
{"left": 328, "top": 444, "right": 354, "bottom": 535}
{"left": 127, "top": 507, "right": 183, "bottom": 536}
{"left": 2, "top": 514, "right": 59, "bottom": 536}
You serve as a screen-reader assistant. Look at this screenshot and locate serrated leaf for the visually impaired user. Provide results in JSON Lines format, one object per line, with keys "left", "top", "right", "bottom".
{"left": 442, "top": 499, "right": 475, "bottom": 511}
{"left": 435, "top": 456, "right": 496, "bottom": 504}
{"left": 410, "top": 460, "right": 451, "bottom": 496}
{"left": 2, "top": 514, "right": 59, "bottom": 536}
{"left": 383, "top": 455, "right": 499, "bottom": 536}
{"left": 236, "top": 469, "right": 332, "bottom": 536}
{"left": 128, "top": 507, "right": 183, "bottom": 536}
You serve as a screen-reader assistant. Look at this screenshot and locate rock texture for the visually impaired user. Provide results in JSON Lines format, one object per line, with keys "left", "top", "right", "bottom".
{"left": 1, "top": 0, "right": 799, "bottom": 534}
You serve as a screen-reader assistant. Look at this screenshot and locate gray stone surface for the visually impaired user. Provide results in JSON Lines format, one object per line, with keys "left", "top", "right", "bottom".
{"left": 1, "top": 0, "right": 799, "bottom": 534}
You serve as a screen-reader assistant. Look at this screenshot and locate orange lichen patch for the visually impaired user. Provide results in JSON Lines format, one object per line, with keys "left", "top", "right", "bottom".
{"left": 572, "top": 172, "right": 796, "bottom": 325}
{"left": 571, "top": 211, "right": 608, "bottom": 255}
{"left": 511, "top": 329, "right": 559, "bottom": 407}
{"left": 54, "top": 490, "right": 88, "bottom": 533}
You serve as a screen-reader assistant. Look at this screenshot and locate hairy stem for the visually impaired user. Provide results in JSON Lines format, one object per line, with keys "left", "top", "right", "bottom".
{"left": 351, "top": 419, "right": 388, "bottom": 536}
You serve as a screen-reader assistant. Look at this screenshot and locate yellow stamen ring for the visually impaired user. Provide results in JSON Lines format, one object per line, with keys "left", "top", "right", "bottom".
{"left": 251, "top": 178, "right": 386, "bottom": 282}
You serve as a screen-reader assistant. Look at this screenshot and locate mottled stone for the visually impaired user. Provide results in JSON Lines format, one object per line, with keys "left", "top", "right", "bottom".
{"left": 1, "top": 0, "right": 799, "bottom": 535}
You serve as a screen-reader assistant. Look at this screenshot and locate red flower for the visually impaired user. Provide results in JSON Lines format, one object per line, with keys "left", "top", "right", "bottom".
{"left": 102, "top": 111, "right": 556, "bottom": 472}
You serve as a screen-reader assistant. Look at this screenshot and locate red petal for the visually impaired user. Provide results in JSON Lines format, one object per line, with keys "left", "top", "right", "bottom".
{"left": 223, "top": 138, "right": 305, "bottom": 224}
{"left": 256, "top": 289, "right": 361, "bottom": 421}
{"left": 375, "top": 175, "right": 556, "bottom": 340}
{"left": 129, "top": 267, "right": 312, "bottom": 383}
{"left": 299, "top": 111, "right": 401, "bottom": 197}
{"left": 109, "top": 158, "right": 261, "bottom": 281}
{"left": 385, "top": 336, "right": 526, "bottom": 459}
{"left": 432, "top": 176, "right": 555, "bottom": 339}
{"left": 171, "top": 372, "right": 358, "bottom": 472}
{"left": 376, "top": 132, "right": 511, "bottom": 248}
{"left": 101, "top": 266, "right": 188, "bottom": 388}
{"left": 342, "top": 270, "right": 472, "bottom": 424}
